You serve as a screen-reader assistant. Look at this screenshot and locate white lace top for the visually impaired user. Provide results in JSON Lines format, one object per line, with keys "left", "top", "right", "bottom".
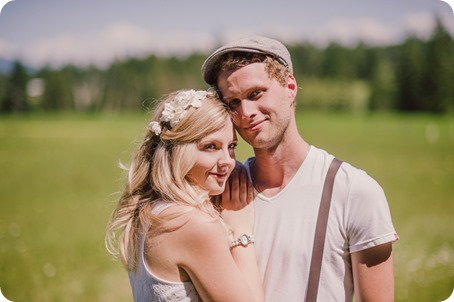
{"left": 128, "top": 201, "right": 202, "bottom": 302}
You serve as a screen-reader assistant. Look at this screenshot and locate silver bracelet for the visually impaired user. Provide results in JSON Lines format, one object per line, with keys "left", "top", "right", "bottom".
{"left": 230, "top": 234, "right": 255, "bottom": 248}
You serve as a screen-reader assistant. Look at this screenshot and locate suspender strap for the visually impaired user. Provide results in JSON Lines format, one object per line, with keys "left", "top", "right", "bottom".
{"left": 306, "top": 157, "right": 343, "bottom": 302}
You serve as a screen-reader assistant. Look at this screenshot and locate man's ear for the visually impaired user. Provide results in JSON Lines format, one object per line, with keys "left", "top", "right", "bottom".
{"left": 287, "top": 74, "right": 297, "bottom": 98}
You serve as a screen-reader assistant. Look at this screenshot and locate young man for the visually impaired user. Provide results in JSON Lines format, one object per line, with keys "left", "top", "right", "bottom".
{"left": 202, "top": 36, "right": 399, "bottom": 301}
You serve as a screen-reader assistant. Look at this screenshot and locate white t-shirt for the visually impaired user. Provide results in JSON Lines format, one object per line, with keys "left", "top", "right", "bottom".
{"left": 246, "top": 146, "right": 398, "bottom": 302}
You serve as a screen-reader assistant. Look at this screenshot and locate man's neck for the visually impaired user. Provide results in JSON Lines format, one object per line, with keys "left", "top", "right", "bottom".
{"left": 251, "top": 135, "right": 310, "bottom": 197}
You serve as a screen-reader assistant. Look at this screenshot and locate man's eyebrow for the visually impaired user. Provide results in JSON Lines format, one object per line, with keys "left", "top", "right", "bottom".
{"left": 215, "top": 89, "right": 224, "bottom": 100}
{"left": 222, "top": 95, "right": 234, "bottom": 102}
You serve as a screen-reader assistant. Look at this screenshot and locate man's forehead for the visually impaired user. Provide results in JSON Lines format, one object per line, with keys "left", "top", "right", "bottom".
{"left": 218, "top": 62, "right": 267, "bottom": 84}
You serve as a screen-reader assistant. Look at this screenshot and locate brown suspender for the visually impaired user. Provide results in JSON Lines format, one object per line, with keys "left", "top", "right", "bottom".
{"left": 306, "top": 157, "right": 343, "bottom": 302}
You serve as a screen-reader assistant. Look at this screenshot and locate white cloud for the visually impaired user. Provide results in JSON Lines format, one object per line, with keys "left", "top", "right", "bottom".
{"left": 0, "top": 38, "right": 16, "bottom": 59}
{"left": 14, "top": 22, "right": 216, "bottom": 68}
{"left": 401, "top": 11, "right": 436, "bottom": 39}
{"left": 220, "top": 16, "right": 438, "bottom": 48}
{"left": 3, "top": 13, "right": 453, "bottom": 69}
{"left": 290, "top": 13, "right": 454, "bottom": 47}
{"left": 322, "top": 18, "right": 396, "bottom": 46}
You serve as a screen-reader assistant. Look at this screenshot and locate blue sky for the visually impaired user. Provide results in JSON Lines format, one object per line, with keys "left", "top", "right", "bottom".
{"left": 0, "top": 0, "right": 453, "bottom": 68}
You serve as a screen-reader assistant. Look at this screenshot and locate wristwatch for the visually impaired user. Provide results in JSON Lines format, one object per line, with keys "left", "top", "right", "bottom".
{"left": 230, "top": 234, "right": 255, "bottom": 248}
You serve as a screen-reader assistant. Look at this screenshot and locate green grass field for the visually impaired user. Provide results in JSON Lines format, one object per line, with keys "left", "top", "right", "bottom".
{"left": 1, "top": 111, "right": 453, "bottom": 302}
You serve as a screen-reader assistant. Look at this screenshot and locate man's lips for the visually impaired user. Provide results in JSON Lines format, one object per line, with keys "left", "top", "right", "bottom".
{"left": 244, "top": 119, "right": 265, "bottom": 131}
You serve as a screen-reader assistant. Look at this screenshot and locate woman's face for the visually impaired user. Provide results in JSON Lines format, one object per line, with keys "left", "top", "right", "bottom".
{"left": 188, "top": 120, "right": 237, "bottom": 195}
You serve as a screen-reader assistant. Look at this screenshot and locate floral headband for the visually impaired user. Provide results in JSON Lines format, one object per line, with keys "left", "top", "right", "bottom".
{"left": 149, "top": 89, "right": 208, "bottom": 136}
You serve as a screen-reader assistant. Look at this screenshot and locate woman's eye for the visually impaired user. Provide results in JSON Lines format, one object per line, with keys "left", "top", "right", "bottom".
{"left": 229, "top": 143, "right": 237, "bottom": 150}
{"left": 204, "top": 144, "right": 216, "bottom": 150}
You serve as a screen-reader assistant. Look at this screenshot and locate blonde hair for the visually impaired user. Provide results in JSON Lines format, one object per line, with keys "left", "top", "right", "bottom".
{"left": 105, "top": 89, "right": 231, "bottom": 270}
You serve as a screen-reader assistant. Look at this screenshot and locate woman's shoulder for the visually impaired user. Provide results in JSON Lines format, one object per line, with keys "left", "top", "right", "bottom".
{"left": 147, "top": 203, "right": 226, "bottom": 249}
{"left": 154, "top": 205, "right": 228, "bottom": 263}
{"left": 175, "top": 206, "right": 223, "bottom": 233}
{"left": 156, "top": 204, "right": 223, "bottom": 235}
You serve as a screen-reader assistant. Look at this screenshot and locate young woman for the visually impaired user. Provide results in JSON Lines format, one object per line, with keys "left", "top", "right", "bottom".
{"left": 106, "top": 89, "right": 263, "bottom": 302}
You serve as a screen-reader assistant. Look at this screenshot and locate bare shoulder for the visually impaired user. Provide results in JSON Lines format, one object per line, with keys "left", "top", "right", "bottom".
{"left": 144, "top": 204, "right": 228, "bottom": 281}
{"left": 178, "top": 207, "right": 226, "bottom": 241}
{"left": 157, "top": 204, "right": 226, "bottom": 241}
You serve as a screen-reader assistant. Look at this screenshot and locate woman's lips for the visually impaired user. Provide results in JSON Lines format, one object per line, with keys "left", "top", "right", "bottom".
{"left": 210, "top": 172, "right": 228, "bottom": 181}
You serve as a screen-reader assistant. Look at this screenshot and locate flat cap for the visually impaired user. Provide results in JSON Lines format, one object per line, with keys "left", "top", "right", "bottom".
{"left": 202, "top": 36, "right": 293, "bottom": 85}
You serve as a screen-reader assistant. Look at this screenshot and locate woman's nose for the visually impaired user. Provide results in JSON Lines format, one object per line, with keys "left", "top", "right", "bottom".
{"left": 218, "top": 149, "right": 234, "bottom": 167}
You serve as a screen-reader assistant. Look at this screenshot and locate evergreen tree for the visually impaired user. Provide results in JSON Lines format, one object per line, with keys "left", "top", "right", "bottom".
{"left": 368, "top": 49, "right": 397, "bottom": 111}
{"left": 288, "top": 43, "right": 323, "bottom": 77}
{"left": 395, "top": 37, "right": 427, "bottom": 111}
{"left": 321, "top": 43, "right": 356, "bottom": 79}
{"left": 40, "top": 67, "right": 74, "bottom": 111}
{"left": 423, "top": 17, "right": 454, "bottom": 113}
{"left": 0, "top": 61, "right": 29, "bottom": 112}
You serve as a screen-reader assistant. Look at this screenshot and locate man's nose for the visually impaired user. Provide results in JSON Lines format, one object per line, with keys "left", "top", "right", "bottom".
{"left": 240, "top": 99, "right": 257, "bottom": 119}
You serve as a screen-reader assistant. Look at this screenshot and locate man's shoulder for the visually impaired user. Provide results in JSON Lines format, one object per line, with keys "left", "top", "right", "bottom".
{"left": 309, "top": 146, "right": 383, "bottom": 193}
{"left": 311, "top": 145, "right": 366, "bottom": 175}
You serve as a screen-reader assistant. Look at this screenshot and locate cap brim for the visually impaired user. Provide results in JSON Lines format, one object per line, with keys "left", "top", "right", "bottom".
{"left": 202, "top": 47, "right": 286, "bottom": 85}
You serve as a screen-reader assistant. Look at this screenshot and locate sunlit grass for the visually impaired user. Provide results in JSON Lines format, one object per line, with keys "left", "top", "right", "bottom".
{"left": 0, "top": 111, "right": 453, "bottom": 301}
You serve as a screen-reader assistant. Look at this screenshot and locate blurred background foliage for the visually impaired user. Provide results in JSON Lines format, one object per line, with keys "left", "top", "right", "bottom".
{"left": 1, "top": 19, "right": 453, "bottom": 115}
{"left": 0, "top": 16, "right": 453, "bottom": 302}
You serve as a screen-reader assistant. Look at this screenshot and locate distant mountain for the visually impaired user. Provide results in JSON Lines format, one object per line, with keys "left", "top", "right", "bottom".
{"left": 0, "top": 58, "right": 16, "bottom": 74}
{"left": 0, "top": 58, "right": 37, "bottom": 74}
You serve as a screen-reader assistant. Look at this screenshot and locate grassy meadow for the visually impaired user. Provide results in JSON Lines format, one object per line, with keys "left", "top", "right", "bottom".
{"left": 0, "top": 111, "right": 453, "bottom": 301}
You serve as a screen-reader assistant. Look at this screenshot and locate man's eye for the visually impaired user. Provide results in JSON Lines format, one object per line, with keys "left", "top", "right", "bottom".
{"left": 228, "top": 99, "right": 240, "bottom": 110}
{"left": 229, "top": 143, "right": 237, "bottom": 150}
{"left": 250, "top": 90, "right": 262, "bottom": 99}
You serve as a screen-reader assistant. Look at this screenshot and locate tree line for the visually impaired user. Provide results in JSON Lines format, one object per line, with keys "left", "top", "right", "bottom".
{"left": 1, "top": 19, "right": 453, "bottom": 114}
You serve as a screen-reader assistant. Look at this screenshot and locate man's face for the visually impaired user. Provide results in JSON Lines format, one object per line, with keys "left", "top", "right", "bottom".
{"left": 217, "top": 62, "right": 296, "bottom": 149}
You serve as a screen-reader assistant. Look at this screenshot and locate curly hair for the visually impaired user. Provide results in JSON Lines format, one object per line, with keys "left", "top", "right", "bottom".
{"left": 213, "top": 52, "right": 290, "bottom": 90}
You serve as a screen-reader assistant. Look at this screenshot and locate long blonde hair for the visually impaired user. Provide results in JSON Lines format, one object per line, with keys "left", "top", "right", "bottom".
{"left": 105, "top": 89, "right": 231, "bottom": 270}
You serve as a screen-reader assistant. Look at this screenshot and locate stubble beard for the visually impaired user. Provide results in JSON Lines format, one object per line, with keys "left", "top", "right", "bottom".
{"left": 242, "top": 117, "right": 290, "bottom": 151}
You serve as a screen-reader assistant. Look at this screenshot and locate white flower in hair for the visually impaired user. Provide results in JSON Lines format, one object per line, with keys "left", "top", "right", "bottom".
{"left": 149, "top": 121, "right": 162, "bottom": 136}
{"left": 160, "top": 89, "right": 206, "bottom": 128}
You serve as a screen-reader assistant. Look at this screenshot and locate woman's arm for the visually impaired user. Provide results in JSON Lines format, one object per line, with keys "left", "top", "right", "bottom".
{"left": 177, "top": 211, "right": 263, "bottom": 302}
{"left": 220, "top": 166, "right": 262, "bottom": 301}
{"left": 178, "top": 166, "right": 262, "bottom": 301}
